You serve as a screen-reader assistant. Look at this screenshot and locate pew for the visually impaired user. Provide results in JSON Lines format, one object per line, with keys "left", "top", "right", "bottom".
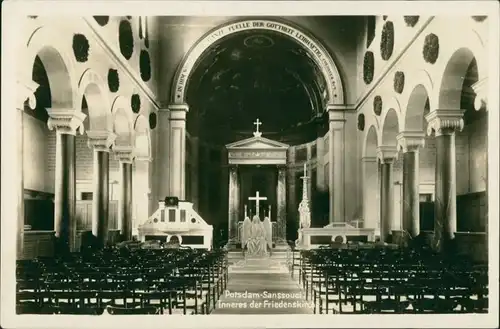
{"left": 293, "top": 246, "right": 488, "bottom": 314}
{"left": 16, "top": 246, "right": 229, "bottom": 315}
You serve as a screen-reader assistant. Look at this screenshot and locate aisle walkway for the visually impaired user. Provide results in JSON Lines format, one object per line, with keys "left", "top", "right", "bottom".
{"left": 211, "top": 257, "right": 313, "bottom": 314}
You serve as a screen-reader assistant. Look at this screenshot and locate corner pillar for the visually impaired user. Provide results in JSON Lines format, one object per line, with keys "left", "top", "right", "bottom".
{"left": 16, "top": 79, "right": 39, "bottom": 259}
{"left": 168, "top": 104, "right": 188, "bottom": 199}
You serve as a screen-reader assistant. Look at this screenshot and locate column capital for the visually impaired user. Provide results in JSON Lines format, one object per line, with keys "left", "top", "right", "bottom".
{"left": 113, "top": 146, "right": 135, "bottom": 163}
{"left": 86, "top": 130, "right": 116, "bottom": 152}
{"left": 17, "top": 79, "right": 39, "bottom": 110}
{"left": 425, "top": 109, "right": 465, "bottom": 137}
{"left": 46, "top": 108, "right": 87, "bottom": 135}
{"left": 377, "top": 145, "right": 398, "bottom": 164}
{"left": 396, "top": 131, "right": 426, "bottom": 153}
{"left": 472, "top": 78, "right": 488, "bottom": 111}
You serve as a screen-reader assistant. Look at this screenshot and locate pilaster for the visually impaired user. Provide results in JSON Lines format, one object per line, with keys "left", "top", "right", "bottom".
{"left": 327, "top": 106, "right": 346, "bottom": 223}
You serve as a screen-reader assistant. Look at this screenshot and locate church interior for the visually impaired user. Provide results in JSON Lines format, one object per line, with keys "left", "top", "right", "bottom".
{"left": 8, "top": 13, "right": 494, "bottom": 317}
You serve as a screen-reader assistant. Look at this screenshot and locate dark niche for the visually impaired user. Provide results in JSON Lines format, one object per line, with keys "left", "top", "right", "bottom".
{"left": 149, "top": 112, "right": 157, "bottom": 129}
{"left": 72, "top": 34, "right": 90, "bottom": 63}
{"left": 140, "top": 50, "right": 151, "bottom": 82}
{"left": 394, "top": 71, "right": 405, "bottom": 94}
{"left": 363, "top": 51, "right": 375, "bottom": 85}
{"left": 107, "top": 69, "right": 120, "bottom": 93}
{"left": 423, "top": 33, "right": 439, "bottom": 64}
{"left": 357, "top": 113, "right": 365, "bottom": 131}
{"left": 131, "top": 94, "right": 141, "bottom": 113}
{"left": 380, "top": 21, "right": 395, "bottom": 61}
{"left": 404, "top": 16, "right": 420, "bottom": 27}
{"left": 373, "top": 96, "right": 383, "bottom": 116}
{"left": 93, "top": 16, "right": 109, "bottom": 26}
{"left": 119, "top": 20, "right": 134, "bottom": 60}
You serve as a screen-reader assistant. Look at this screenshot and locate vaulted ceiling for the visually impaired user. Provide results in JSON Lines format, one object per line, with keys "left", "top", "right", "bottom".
{"left": 185, "top": 29, "right": 330, "bottom": 145}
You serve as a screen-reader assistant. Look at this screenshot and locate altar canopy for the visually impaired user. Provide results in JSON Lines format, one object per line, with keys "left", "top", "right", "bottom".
{"left": 225, "top": 119, "right": 289, "bottom": 249}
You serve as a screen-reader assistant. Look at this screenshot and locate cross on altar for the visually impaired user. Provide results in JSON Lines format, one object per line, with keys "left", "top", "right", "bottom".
{"left": 248, "top": 191, "right": 267, "bottom": 216}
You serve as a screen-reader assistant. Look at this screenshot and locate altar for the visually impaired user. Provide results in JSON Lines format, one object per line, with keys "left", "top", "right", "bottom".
{"left": 225, "top": 119, "right": 289, "bottom": 249}
{"left": 138, "top": 198, "right": 213, "bottom": 250}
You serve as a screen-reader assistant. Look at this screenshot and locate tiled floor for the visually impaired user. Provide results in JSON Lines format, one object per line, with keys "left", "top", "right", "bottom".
{"left": 211, "top": 258, "right": 313, "bottom": 314}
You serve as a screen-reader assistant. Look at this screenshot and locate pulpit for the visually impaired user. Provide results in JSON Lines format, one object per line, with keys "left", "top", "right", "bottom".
{"left": 138, "top": 199, "right": 213, "bottom": 249}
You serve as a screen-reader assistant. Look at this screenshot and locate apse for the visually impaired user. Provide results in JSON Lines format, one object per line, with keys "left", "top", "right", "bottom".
{"left": 185, "top": 29, "right": 329, "bottom": 146}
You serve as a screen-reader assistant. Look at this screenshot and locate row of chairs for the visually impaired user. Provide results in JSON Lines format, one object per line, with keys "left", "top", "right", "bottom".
{"left": 294, "top": 247, "right": 488, "bottom": 314}
{"left": 16, "top": 246, "right": 229, "bottom": 315}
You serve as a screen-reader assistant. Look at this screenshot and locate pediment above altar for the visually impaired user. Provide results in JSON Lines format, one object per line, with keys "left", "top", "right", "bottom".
{"left": 226, "top": 136, "right": 289, "bottom": 150}
{"left": 226, "top": 135, "right": 289, "bottom": 165}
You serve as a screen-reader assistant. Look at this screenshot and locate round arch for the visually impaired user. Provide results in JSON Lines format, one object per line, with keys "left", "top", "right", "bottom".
{"left": 133, "top": 114, "right": 151, "bottom": 160}
{"left": 25, "top": 26, "right": 77, "bottom": 109}
{"left": 363, "top": 124, "right": 379, "bottom": 158}
{"left": 171, "top": 18, "right": 344, "bottom": 106}
{"left": 381, "top": 107, "right": 401, "bottom": 147}
{"left": 111, "top": 95, "right": 135, "bottom": 147}
{"left": 431, "top": 28, "right": 486, "bottom": 109}
{"left": 401, "top": 69, "right": 434, "bottom": 132}
{"left": 77, "top": 69, "right": 112, "bottom": 131}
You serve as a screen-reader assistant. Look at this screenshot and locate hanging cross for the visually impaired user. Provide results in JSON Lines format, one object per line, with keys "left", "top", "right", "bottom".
{"left": 248, "top": 191, "right": 267, "bottom": 217}
{"left": 253, "top": 118, "right": 262, "bottom": 133}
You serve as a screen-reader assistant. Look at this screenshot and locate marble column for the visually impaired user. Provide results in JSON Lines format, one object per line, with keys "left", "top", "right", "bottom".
{"left": 228, "top": 165, "right": 239, "bottom": 245}
{"left": 327, "top": 107, "right": 346, "bottom": 223}
{"left": 361, "top": 157, "right": 378, "bottom": 230}
{"left": 114, "top": 147, "right": 134, "bottom": 241}
{"left": 16, "top": 79, "right": 39, "bottom": 259}
{"left": 168, "top": 104, "right": 188, "bottom": 199}
{"left": 397, "top": 132, "right": 425, "bottom": 239}
{"left": 377, "top": 146, "right": 397, "bottom": 242}
{"left": 87, "top": 131, "right": 116, "bottom": 248}
{"left": 276, "top": 165, "right": 287, "bottom": 243}
{"left": 425, "top": 109, "right": 465, "bottom": 253}
{"left": 47, "top": 108, "right": 86, "bottom": 254}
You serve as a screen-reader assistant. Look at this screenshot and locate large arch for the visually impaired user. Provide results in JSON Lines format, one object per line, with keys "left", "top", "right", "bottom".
{"left": 77, "top": 69, "right": 112, "bottom": 131}
{"left": 171, "top": 18, "right": 344, "bottom": 106}
{"left": 111, "top": 95, "right": 135, "bottom": 147}
{"left": 25, "top": 26, "right": 77, "bottom": 109}
{"left": 432, "top": 28, "right": 487, "bottom": 110}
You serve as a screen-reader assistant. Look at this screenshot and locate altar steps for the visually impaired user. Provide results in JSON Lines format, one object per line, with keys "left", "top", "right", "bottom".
{"left": 227, "top": 251, "right": 289, "bottom": 274}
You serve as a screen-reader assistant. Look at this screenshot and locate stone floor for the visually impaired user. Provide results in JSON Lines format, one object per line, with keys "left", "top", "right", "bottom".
{"left": 211, "top": 257, "right": 313, "bottom": 314}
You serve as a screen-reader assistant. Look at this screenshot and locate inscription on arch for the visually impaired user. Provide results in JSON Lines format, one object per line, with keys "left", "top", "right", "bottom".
{"left": 172, "top": 20, "right": 344, "bottom": 105}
